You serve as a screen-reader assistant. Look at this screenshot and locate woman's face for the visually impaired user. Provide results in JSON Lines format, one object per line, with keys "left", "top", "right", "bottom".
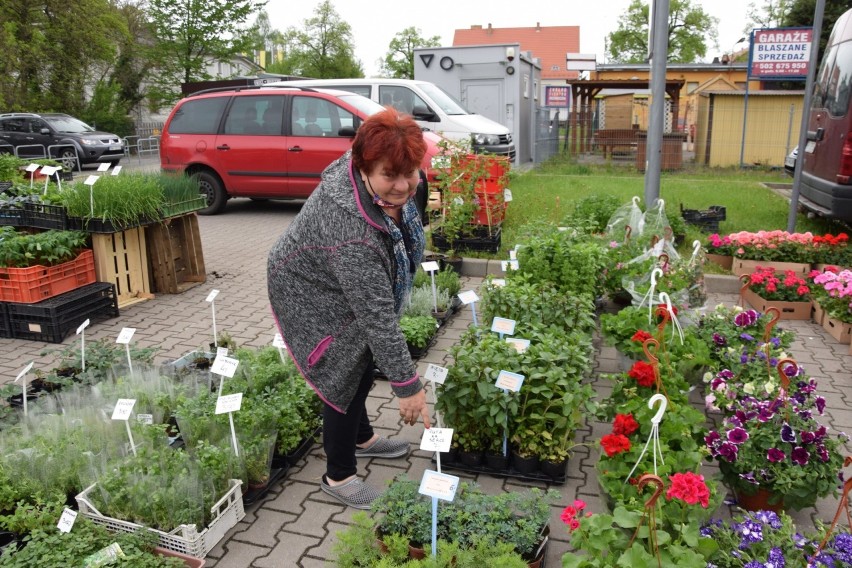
{"left": 364, "top": 160, "right": 419, "bottom": 207}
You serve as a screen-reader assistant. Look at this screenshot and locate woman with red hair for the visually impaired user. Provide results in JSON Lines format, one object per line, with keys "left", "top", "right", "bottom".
{"left": 268, "top": 107, "right": 430, "bottom": 509}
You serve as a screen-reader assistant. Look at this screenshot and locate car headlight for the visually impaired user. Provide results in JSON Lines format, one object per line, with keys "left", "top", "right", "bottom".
{"left": 472, "top": 133, "right": 500, "bottom": 146}
{"left": 80, "top": 139, "right": 98, "bottom": 146}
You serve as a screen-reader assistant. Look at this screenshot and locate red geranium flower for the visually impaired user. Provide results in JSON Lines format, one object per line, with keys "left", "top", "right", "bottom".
{"left": 600, "top": 433, "right": 631, "bottom": 457}
{"left": 631, "top": 330, "right": 652, "bottom": 343}
{"left": 665, "top": 472, "right": 711, "bottom": 508}
{"left": 628, "top": 360, "right": 657, "bottom": 388}
{"left": 613, "top": 413, "right": 640, "bottom": 437}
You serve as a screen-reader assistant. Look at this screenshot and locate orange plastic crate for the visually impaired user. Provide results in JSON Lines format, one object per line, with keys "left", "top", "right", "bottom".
{"left": 0, "top": 249, "right": 96, "bottom": 303}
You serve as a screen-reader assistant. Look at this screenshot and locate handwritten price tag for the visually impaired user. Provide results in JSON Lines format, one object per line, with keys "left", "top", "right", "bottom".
{"left": 57, "top": 508, "right": 77, "bottom": 533}
{"left": 15, "top": 361, "right": 34, "bottom": 383}
{"left": 503, "top": 188, "right": 513, "bottom": 202}
{"left": 457, "top": 290, "right": 479, "bottom": 305}
{"left": 272, "top": 333, "right": 287, "bottom": 348}
{"left": 205, "top": 289, "right": 219, "bottom": 302}
{"left": 505, "top": 338, "right": 531, "bottom": 353}
{"left": 509, "top": 249, "right": 517, "bottom": 260}
{"left": 420, "top": 260, "right": 440, "bottom": 273}
{"left": 215, "top": 393, "right": 243, "bottom": 414}
{"left": 500, "top": 260, "right": 519, "bottom": 271}
{"left": 489, "top": 278, "right": 506, "bottom": 288}
{"left": 84, "top": 175, "right": 99, "bottom": 186}
{"left": 111, "top": 398, "right": 136, "bottom": 421}
{"left": 211, "top": 354, "right": 239, "bottom": 378}
{"left": 40, "top": 165, "right": 58, "bottom": 176}
{"left": 97, "top": 162, "right": 110, "bottom": 172}
{"left": 76, "top": 319, "right": 90, "bottom": 334}
{"left": 116, "top": 327, "right": 135, "bottom": 344}
{"left": 495, "top": 370, "right": 525, "bottom": 392}
{"left": 25, "top": 163, "right": 40, "bottom": 172}
{"left": 216, "top": 346, "right": 229, "bottom": 358}
{"left": 490, "top": 317, "right": 516, "bottom": 336}
{"left": 423, "top": 363, "right": 448, "bottom": 384}
{"left": 418, "top": 470, "right": 459, "bottom": 502}
{"left": 136, "top": 413, "right": 153, "bottom": 425}
{"left": 420, "top": 428, "right": 453, "bottom": 452}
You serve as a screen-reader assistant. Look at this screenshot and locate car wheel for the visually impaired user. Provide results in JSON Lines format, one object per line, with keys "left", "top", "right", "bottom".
{"left": 58, "top": 149, "right": 79, "bottom": 171}
{"left": 196, "top": 170, "right": 228, "bottom": 215}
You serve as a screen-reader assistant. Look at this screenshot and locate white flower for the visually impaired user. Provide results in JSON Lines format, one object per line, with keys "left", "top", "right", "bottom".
{"left": 702, "top": 371, "right": 713, "bottom": 383}
{"left": 765, "top": 382, "right": 776, "bottom": 394}
{"left": 743, "top": 382, "right": 755, "bottom": 394}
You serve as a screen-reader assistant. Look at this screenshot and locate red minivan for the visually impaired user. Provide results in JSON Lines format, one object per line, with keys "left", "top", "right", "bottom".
{"left": 160, "top": 86, "right": 442, "bottom": 214}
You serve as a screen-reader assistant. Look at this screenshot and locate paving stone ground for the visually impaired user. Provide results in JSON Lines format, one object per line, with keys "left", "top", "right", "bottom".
{"left": 1, "top": 189, "right": 851, "bottom": 567}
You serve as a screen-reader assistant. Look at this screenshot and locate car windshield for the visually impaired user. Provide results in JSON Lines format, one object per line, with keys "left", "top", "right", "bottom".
{"left": 337, "top": 94, "right": 385, "bottom": 116}
{"left": 44, "top": 116, "right": 95, "bottom": 133}
{"left": 418, "top": 83, "right": 470, "bottom": 116}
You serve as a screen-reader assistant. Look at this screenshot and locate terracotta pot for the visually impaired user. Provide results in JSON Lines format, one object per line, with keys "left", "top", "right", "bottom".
{"left": 408, "top": 543, "right": 426, "bottom": 559}
{"left": 736, "top": 487, "right": 784, "bottom": 512}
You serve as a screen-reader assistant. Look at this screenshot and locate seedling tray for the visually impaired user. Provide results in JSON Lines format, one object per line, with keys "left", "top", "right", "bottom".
{"left": 272, "top": 425, "right": 321, "bottom": 469}
{"left": 433, "top": 453, "right": 568, "bottom": 485}
{"left": 242, "top": 467, "right": 287, "bottom": 506}
{"left": 22, "top": 202, "right": 70, "bottom": 230}
{"left": 76, "top": 479, "right": 244, "bottom": 558}
{"left": 6, "top": 282, "right": 119, "bottom": 343}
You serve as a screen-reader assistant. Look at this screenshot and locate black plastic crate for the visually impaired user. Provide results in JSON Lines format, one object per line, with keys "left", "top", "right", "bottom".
{"left": 7, "top": 282, "right": 119, "bottom": 343}
{"left": 0, "top": 208, "right": 25, "bottom": 227}
{"left": 431, "top": 226, "right": 502, "bottom": 254}
{"left": 680, "top": 204, "right": 726, "bottom": 233}
{"left": 0, "top": 302, "right": 9, "bottom": 338}
{"left": 22, "top": 202, "right": 69, "bottom": 230}
{"left": 0, "top": 182, "right": 13, "bottom": 194}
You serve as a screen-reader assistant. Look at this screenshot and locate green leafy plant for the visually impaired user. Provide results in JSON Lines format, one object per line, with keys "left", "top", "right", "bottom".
{"left": 403, "top": 286, "right": 437, "bottom": 317}
{"left": 0, "top": 228, "right": 87, "bottom": 268}
{"left": 561, "top": 194, "right": 622, "bottom": 234}
{"left": 60, "top": 173, "right": 163, "bottom": 225}
{"left": 399, "top": 315, "right": 437, "bottom": 349}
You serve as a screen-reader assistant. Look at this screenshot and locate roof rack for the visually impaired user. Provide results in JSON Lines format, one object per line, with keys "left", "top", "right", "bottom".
{"left": 187, "top": 85, "right": 319, "bottom": 98}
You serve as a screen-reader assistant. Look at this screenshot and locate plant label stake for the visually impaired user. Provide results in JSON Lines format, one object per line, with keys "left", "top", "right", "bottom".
{"left": 40, "top": 165, "right": 58, "bottom": 195}
{"left": 490, "top": 317, "right": 516, "bottom": 340}
{"left": 490, "top": 278, "right": 506, "bottom": 287}
{"left": 504, "top": 188, "right": 513, "bottom": 202}
{"left": 215, "top": 392, "right": 243, "bottom": 457}
{"left": 423, "top": 363, "right": 448, "bottom": 428}
{"left": 272, "top": 332, "right": 287, "bottom": 364}
{"left": 26, "top": 163, "right": 39, "bottom": 189}
{"left": 419, "top": 469, "right": 459, "bottom": 557}
{"left": 500, "top": 259, "right": 519, "bottom": 272}
{"left": 420, "top": 427, "right": 453, "bottom": 473}
{"left": 505, "top": 337, "right": 530, "bottom": 353}
{"left": 216, "top": 346, "right": 228, "bottom": 358}
{"left": 83, "top": 175, "right": 99, "bottom": 217}
{"left": 111, "top": 398, "right": 138, "bottom": 456}
{"left": 421, "top": 260, "right": 440, "bottom": 312}
{"left": 57, "top": 508, "right": 77, "bottom": 534}
{"left": 211, "top": 354, "right": 239, "bottom": 397}
{"left": 205, "top": 289, "right": 220, "bottom": 348}
{"left": 457, "top": 290, "right": 479, "bottom": 327}
{"left": 495, "top": 370, "right": 525, "bottom": 457}
{"left": 76, "top": 319, "right": 90, "bottom": 372}
{"left": 627, "top": 394, "right": 667, "bottom": 482}
{"left": 97, "top": 162, "right": 110, "bottom": 172}
{"left": 14, "top": 361, "right": 34, "bottom": 417}
{"left": 115, "top": 327, "right": 136, "bottom": 375}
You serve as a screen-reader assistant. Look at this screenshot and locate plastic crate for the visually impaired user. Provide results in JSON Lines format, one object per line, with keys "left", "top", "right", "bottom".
{"left": 76, "top": 479, "right": 244, "bottom": 558}
{"left": 431, "top": 226, "right": 502, "bottom": 254}
{"left": 0, "top": 249, "right": 96, "bottom": 303}
{"left": 160, "top": 196, "right": 207, "bottom": 219}
{"left": 680, "top": 204, "right": 726, "bottom": 233}
{"left": 0, "top": 302, "right": 9, "bottom": 338}
{"left": 7, "top": 282, "right": 119, "bottom": 343}
{"left": 21, "top": 202, "right": 70, "bottom": 230}
{"left": 0, "top": 208, "right": 24, "bottom": 227}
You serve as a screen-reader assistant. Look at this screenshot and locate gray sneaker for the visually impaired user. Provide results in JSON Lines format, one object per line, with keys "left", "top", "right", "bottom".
{"left": 355, "top": 437, "right": 410, "bottom": 459}
{"left": 320, "top": 476, "right": 380, "bottom": 510}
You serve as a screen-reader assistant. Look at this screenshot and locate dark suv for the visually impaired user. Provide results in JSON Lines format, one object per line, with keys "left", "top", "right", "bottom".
{"left": 0, "top": 112, "right": 124, "bottom": 170}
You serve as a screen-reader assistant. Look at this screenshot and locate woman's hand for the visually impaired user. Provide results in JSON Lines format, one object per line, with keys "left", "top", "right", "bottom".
{"left": 398, "top": 389, "right": 431, "bottom": 428}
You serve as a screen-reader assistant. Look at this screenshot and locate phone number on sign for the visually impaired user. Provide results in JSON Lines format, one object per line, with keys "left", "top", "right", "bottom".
{"left": 756, "top": 62, "right": 807, "bottom": 71}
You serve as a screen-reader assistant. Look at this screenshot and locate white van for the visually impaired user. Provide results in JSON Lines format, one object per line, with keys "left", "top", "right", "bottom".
{"left": 275, "top": 78, "right": 515, "bottom": 159}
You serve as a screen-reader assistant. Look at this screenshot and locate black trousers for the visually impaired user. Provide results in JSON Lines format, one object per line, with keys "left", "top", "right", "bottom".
{"left": 323, "top": 364, "right": 375, "bottom": 481}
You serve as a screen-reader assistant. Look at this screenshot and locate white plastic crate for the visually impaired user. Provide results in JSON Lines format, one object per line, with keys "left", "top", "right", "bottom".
{"left": 75, "top": 479, "right": 244, "bottom": 557}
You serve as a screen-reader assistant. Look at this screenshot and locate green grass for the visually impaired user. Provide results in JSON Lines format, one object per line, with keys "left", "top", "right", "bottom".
{"left": 468, "top": 154, "right": 847, "bottom": 258}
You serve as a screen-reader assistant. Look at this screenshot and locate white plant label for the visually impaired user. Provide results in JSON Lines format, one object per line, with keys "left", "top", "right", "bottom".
{"left": 457, "top": 290, "right": 479, "bottom": 305}
{"left": 490, "top": 317, "right": 516, "bottom": 336}
{"left": 272, "top": 333, "right": 287, "bottom": 348}
{"left": 420, "top": 260, "right": 440, "bottom": 273}
{"left": 216, "top": 346, "right": 229, "bottom": 358}
{"left": 495, "top": 370, "right": 525, "bottom": 392}
{"left": 205, "top": 289, "right": 219, "bottom": 302}
{"left": 215, "top": 393, "right": 243, "bottom": 415}
{"left": 116, "top": 327, "right": 135, "bottom": 344}
{"left": 111, "top": 166, "right": 122, "bottom": 175}
{"left": 505, "top": 338, "right": 531, "bottom": 353}
{"left": 111, "top": 398, "right": 136, "bottom": 421}
{"left": 136, "top": 413, "right": 153, "bottom": 425}
{"left": 420, "top": 428, "right": 454, "bottom": 453}
{"left": 453, "top": 196, "right": 464, "bottom": 206}
{"left": 84, "top": 175, "right": 99, "bottom": 186}
{"left": 25, "top": 163, "right": 39, "bottom": 172}
{"left": 503, "top": 188, "right": 513, "bottom": 202}
{"left": 76, "top": 319, "right": 90, "bottom": 334}
{"left": 15, "top": 361, "right": 34, "bottom": 383}
{"left": 211, "top": 354, "right": 239, "bottom": 378}
{"left": 490, "top": 278, "right": 506, "bottom": 287}
{"left": 558, "top": 226, "right": 569, "bottom": 232}
{"left": 500, "top": 260, "right": 519, "bottom": 271}
{"left": 423, "top": 363, "right": 448, "bottom": 385}
{"left": 97, "top": 162, "right": 110, "bottom": 172}
{"left": 509, "top": 249, "right": 517, "bottom": 260}
{"left": 418, "top": 470, "right": 459, "bottom": 502}
{"left": 40, "top": 165, "right": 58, "bottom": 176}
{"left": 57, "top": 508, "right": 77, "bottom": 533}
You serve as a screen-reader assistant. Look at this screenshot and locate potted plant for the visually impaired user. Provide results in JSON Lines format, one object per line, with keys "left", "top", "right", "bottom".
{"left": 399, "top": 315, "right": 438, "bottom": 358}
{"left": 809, "top": 232, "right": 851, "bottom": 271}
{"left": 741, "top": 266, "right": 812, "bottom": 320}
{"left": 809, "top": 267, "right": 852, "bottom": 342}
{"left": 704, "top": 232, "right": 736, "bottom": 270}
{"left": 61, "top": 173, "right": 164, "bottom": 232}
{"left": 728, "top": 230, "right": 813, "bottom": 277}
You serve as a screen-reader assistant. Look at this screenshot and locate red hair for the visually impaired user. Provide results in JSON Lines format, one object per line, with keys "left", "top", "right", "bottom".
{"left": 351, "top": 107, "right": 426, "bottom": 176}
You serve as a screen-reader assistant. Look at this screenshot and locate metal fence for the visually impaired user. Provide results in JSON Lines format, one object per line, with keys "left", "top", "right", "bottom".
{"left": 533, "top": 107, "right": 562, "bottom": 164}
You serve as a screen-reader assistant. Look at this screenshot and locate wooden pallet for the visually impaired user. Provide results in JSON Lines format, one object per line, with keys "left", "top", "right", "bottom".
{"left": 91, "top": 227, "right": 154, "bottom": 308}
{"left": 145, "top": 213, "right": 206, "bottom": 294}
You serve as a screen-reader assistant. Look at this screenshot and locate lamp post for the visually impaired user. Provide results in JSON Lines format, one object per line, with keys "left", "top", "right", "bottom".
{"left": 725, "top": 37, "right": 746, "bottom": 65}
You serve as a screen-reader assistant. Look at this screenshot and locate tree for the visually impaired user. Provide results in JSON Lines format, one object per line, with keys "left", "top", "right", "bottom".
{"left": 247, "top": 10, "right": 289, "bottom": 69}
{"left": 146, "top": 0, "right": 266, "bottom": 107}
{"left": 744, "top": 0, "right": 793, "bottom": 34}
{"left": 606, "top": 0, "right": 719, "bottom": 63}
{"left": 380, "top": 27, "right": 442, "bottom": 79}
{"left": 283, "top": 0, "right": 364, "bottom": 78}
{"left": 783, "top": 0, "right": 852, "bottom": 62}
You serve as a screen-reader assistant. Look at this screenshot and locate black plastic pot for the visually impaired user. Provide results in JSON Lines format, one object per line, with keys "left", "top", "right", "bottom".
{"left": 511, "top": 451, "right": 540, "bottom": 474}
{"left": 485, "top": 452, "right": 509, "bottom": 471}
{"left": 540, "top": 458, "right": 568, "bottom": 478}
{"left": 457, "top": 449, "right": 484, "bottom": 467}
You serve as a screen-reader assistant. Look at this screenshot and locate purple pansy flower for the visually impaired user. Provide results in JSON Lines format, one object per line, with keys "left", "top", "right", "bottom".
{"left": 816, "top": 396, "right": 826, "bottom": 414}
{"left": 767, "top": 448, "right": 786, "bottom": 462}
{"left": 781, "top": 423, "right": 797, "bottom": 443}
{"left": 728, "top": 427, "right": 749, "bottom": 444}
{"left": 740, "top": 332, "right": 755, "bottom": 342}
{"left": 718, "top": 441, "right": 739, "bottom": 462}
{"left": 712, "top": 333, "right": 727, "bottom": 346}
{"left": 791, "top": 446, "right": 810, "bottom": 466}
{"left": 801, "top": 431, "right": 816, "bottom": 444}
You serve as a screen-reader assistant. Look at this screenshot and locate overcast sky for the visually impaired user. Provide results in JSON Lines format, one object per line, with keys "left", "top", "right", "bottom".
{"left": 263, "top": 0, "right": 762, "bottom": 75}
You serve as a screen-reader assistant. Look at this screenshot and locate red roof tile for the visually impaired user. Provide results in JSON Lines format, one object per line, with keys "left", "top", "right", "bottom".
{"left": 453, "top": 24, "right": 581, "bottom": 80}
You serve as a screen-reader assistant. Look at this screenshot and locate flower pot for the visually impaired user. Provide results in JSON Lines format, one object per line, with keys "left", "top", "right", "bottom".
{"left": 706, "top": 253, "right": 733, "bottom": 270}
{"left": 485, "top": 451, "right": 510, "bottom": 471}
{"left": 408, "top": 543, "right": 426, "bottom": 559}
{"left": 511, "top": 451, "right": 540, "bottom": 474}
{"left": 457, "top": 449, "right": 484, "bottom": 467}
{"left": 812, "top": 301, "right": 826, "bottom": 326}
{"left": 540, "top": 458, "right": 568, "bottom": 478}
{"left": 823, "top": 314, "right": 852, "bottom": 344}
{"left": 735, "top": 487, "right": 784, "bottom": 513}
{"left": 741, "top": 288, "right": 811, "bottom": 320}
{"left": 439, "top": 447, "right": 458, "bottom": 464}
{"left": 732, "top": 258, "right": 810, "bottom": 277}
